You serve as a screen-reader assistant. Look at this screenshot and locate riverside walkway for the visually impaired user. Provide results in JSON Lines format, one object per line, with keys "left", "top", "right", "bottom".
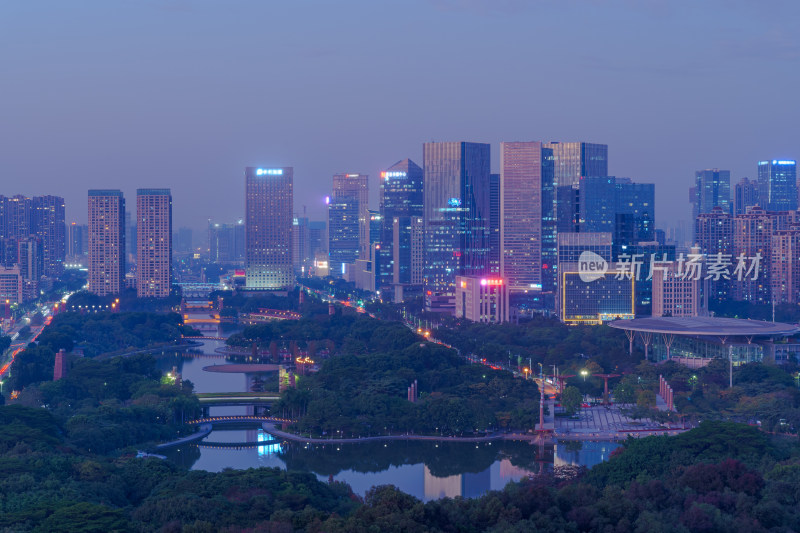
{"left": 261, "top": 423, "right": 505, "bottom": 444}
{"left": 156, "top": 424, "right": 212, "bottom": 449}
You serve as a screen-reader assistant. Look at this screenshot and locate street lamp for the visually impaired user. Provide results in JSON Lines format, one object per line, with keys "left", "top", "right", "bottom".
{"left": 523, "top": 367, "right": 530, "bottom": 380}
{"left": 580, "top": 369, "right": 589, "bottom": 382}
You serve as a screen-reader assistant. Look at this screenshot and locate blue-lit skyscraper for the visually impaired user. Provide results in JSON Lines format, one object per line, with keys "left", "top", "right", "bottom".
{"left": 758, "top": 159, "right": 797, "bottom": 212}
{"left": 500, "top": 142, "right": 555, "bottom": 293}
{"left": 423, "top": 142, "right": 491, "bottom": 294}
{"left": 328, "top": 173, "right": 368, "bottom": 276}
{"left": 379, "top": 159, "right": 423, "bottom": 288}
{"left": 578, "top": 176, "right": 655, "bottom": 253}
{"left": 691, "top": 169, "right": 730, "bottom": 219}
{"left": 734, "top": 177, "right": 760, "bottom": 216}
{"left": 544, "top": 142, "right": 608, "bottom": 188}
{"left": 245, "top": 167, "right": 294, "bottom": 291}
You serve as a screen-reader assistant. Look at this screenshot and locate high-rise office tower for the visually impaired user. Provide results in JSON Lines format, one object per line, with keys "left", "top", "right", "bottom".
{"left": 88, "top": 190, "right": 126, "bottom": 296}
{"left": 488, "top": 173, "right": 501, "bottom": 275}
{"left": 555, "top": 185, "right": 580, "bottom": 234}
{"left": 578, "top": 176, "right": 655, "bottom": 257}
{"left": 695, "top": 206, "right": 733, "bottom": 301}
{"left": 379, "top": 159, "right": 423, "bottom": 288}
{"left": 30, "top": 195, "right": 65, "bottom": 277}
{"left": 732, "top": 206, "right": 773, "bottom": 304}
{"left": 67, "top": 222, "right": 88, "bottom": 259}
{"left": 758, "top": 159, "right": 797, "bottom": 212}
{"left": 328, "top": 195, "right": 359, "bottom": 276}
{"left": 5, "top": 195, "right": 32, "bottom": 245}
{"left": 0, "top": 195, "right": 66, "bottom": 276}
{"left": 17, "top": 237, "right": 43, "bottom": 282}
{"left": 734, "top": 177, "right": 760, "bottom": 216}
{"left": 292, "top": 215, "right": 309, "bottom": 274}
{"left": 308, "top": 221, "right": 327, "bottom": 258}
{"left": 423, "top": 142, "right": 491, "bottom": 294}
{"left": 691, "top": 169, "right": 731, "bottom": 220}
{"left": 500, "top": 142, "right": 555, "bottom": 293}
{"left": 208, "top": 220, "right": 246, "bottom": 263}
{"left": 136, "top": 189, "right": 172, "bottom": 298}
{"left": 332, "top": 173, "right": 369, "bottom": 259}
{"left": 544, "top": 142, "right": 608, "bottom": 189}
{"left": 174, "top": 227, "right": 192, "bottom": 254}
{"left": 245, "top": 167, "right": 293, "bottom": 291}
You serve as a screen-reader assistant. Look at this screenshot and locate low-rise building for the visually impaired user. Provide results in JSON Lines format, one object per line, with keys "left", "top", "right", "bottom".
{"left": 455, "top": 276, "right": 509, "bottom": 324}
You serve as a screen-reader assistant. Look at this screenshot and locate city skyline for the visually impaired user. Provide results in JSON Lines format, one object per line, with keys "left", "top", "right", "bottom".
{"left": 3, "top": 2, "right": 799, "bottom": 231}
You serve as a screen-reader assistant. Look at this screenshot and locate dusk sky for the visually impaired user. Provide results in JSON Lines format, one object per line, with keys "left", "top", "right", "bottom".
{"left": 3, "top": 0, "right": 799, "bottom": 235}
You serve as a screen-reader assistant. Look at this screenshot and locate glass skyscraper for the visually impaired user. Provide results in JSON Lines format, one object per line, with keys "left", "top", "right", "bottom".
{"left": 544, "top": 142, "right": 608, "bottom": 188}
{"left": 245, "top": 167, "right": 294, "bottom": 291}
{"left": 379, "top": 159, "right": 423, "bottom": 288}
{"left": 330, "top": 173, "right": 369, "bottom": 264}
{"left": 758, "top": 159, "right": 797, "bottom": 212}
{"left": 734, "top": 177, "right": 760, "bottom": 216}
{"left": 577, "top": 176, "right": 655, "bottom": 254}
{"left": 691, "top": 169, "right": 731, "bottom": 219}
{"left": 328, "top": 174, "right": 367, "bottom": 276}
{"left": 423, "top": 142, "right": 491, "bottom": 294}
{"left": 499, "top": 142, "right": 555, "bottom": 293}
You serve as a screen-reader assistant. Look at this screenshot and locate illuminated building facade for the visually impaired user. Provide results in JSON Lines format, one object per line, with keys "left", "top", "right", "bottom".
{"left": 652, "top": 262, "right": 706, "bottom": 317}
{"left": 734, "top": 177, "right": 760, "bottom": 216}
{"left": 136, "top": 189, "right": 173, "bottom": 298}
{"left": 455, "top": 275, "right": 509, "bottom": 323}
{"left": 331, "top": 172, "right": 369, "bottom": 261}
{"left": 0, "top": 266, "right": 22, "bottom": 305}
{"left": 500, "top": 142, "right": 556, "bottom": 293}
{"left": 544, "top": 142, "right": 608, "bottom": 189}
{"left": 245, "top": 167, "right": 294, "bottom": 291}
{"left": 88, "top": 190, "right": 126, "bottom": 296}
{"left": 379, "top": 159, "right": 423, "bottom": 289}
{"left": 758, "top": 159, "right": 797, "bottom": 212}
{"left": 732, "top": 206, "right": 772, "bottom": 303}
{"left": 423, "top": 142, "right": 491, "bottom": 297}
{"left": 292, "top": 215, "right": 309, "bottom": 274}
{"left": 771, "top": 228, "right": 800, "bottom": 304}
{"left": 578, "top": 177, "right": 655, "bottom": 252}
{"left": 691, "top": 169, "right": 731, "bottom": 220}
{"left": 208, "top": 220, "right": 245, "bottom": 263}
{"left": 558, "top": 267, "right": 635, "bottom": 324}
{"left": 31, "top": 195, "right": 65, "bottom": 276}
{"left": 695, "top": 206, "right": 733, "bottom": 301}
{"left": 0, "top": 194, "right": 65, "bottom": 277}
{"left": 67, "top": 222, "right": 88, "bottom": 260}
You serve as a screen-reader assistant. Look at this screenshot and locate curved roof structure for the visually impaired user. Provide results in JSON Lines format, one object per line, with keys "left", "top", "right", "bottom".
{"left": 609, "top": 316, "right": 798, "bottom": 337}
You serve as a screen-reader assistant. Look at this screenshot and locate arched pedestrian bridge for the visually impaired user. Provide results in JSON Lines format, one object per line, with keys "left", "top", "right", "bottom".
{"left": 186, "top": 415, "right": 293, "bottom": 427}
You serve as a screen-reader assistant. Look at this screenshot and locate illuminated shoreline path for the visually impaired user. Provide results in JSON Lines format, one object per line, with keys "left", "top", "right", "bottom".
{"left": 245, "top": 167, "right": 294, "bottom": 292}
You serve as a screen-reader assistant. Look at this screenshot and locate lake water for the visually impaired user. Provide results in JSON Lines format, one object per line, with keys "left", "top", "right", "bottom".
{"left": 157, "top": 337, "right": 621, "bottom": 502}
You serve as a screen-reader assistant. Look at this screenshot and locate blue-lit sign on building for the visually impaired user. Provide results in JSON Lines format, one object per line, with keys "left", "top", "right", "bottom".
{"left": 256, "top": 168, "right": 283, "bottom": 176}
{"left": 447, "top": 198, "right": 462, "bottom": 207}
{"left": 381, "top": 171, "right": 407, "bottom": 179}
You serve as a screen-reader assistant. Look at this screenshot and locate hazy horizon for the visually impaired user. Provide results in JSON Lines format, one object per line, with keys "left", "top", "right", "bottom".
{"left": 3, "top": 0, "right": 799, "bottom": 234}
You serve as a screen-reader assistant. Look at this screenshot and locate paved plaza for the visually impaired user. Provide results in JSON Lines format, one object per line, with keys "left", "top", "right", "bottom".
{"left": 555, "top": 404, "right": 673, "bottom": 438}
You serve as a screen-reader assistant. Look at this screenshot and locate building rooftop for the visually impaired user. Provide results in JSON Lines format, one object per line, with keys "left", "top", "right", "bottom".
{"left": 609, "top": 316, "right": 798, "bottom": 337}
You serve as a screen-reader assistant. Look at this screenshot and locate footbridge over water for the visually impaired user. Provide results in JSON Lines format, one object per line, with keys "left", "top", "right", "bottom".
{"left": 186, "top": 415, "right": 293, "bottom": 427}
{"left": 196, "top": 392, "right": 281, "bottom": 406}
